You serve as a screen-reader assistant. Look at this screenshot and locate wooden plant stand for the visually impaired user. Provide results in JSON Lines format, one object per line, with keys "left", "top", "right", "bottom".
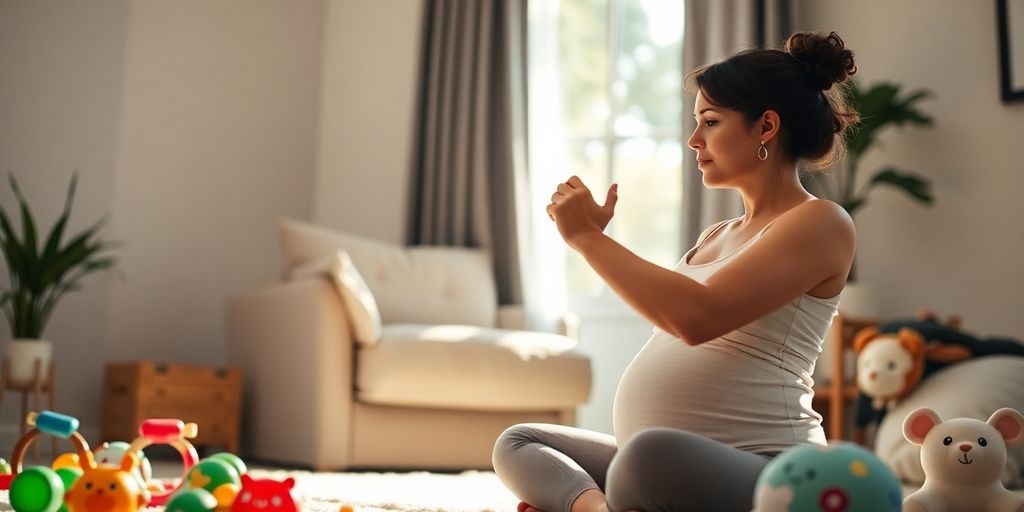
{"left": 0, "top": 356, "right": 57, "bottom": 461}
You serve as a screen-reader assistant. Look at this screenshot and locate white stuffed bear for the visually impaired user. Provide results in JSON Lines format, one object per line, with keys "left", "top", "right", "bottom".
{"left": 902, "top": 407, "right": 1024, "bottom": 512}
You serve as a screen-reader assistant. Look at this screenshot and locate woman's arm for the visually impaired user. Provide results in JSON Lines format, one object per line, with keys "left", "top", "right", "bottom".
{"left": 549, "top": 177, "right": 855, "bottom": 345}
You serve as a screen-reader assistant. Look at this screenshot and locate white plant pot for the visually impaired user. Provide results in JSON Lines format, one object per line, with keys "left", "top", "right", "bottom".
{"left": 5, "top": 339, "right": 53, "bottom": 386}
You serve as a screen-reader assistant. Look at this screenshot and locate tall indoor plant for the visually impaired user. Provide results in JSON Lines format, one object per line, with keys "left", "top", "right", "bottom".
{"left": 808, "top": 80, "right": 937, "bottom": 281}
{"left": 0, "top": 173, "right": 116, "bottom": 385}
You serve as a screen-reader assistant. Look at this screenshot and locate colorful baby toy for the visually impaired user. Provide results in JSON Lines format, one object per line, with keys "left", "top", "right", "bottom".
{"left": 902, "top": 407, "right": 1024, "bottom": 512}
{"left": 4, "top": 412, "right": 205, "bottom": 512}
{"left": 125, "top": 418, "right": 199, "bottom": 505}
{"left": 1, "top": 411, "right": 303, "bottom": 512}
{"left": 751, "top": 442, "right": 902, "bottom": 512}
{"left": 231, "top": 475, "right": 300, "bottom": 512}
{"left": 8, "top": 411, "right": 94, "bottom": 512}
{"left": 93, "top": 441, "right": 153, "bottom": 491}
{"left": 176, "top": 456, "right": 243, "bottom": 509}
{"left": 63, "top": 452, "right": 147, "bottom": 512}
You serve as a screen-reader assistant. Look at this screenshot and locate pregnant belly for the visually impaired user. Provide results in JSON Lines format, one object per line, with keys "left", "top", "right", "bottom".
{"left": 612, "top": 332, "right": 808, "bottom": 447}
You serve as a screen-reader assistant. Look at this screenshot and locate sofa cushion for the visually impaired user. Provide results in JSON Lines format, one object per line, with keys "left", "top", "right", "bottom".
{"left": 278, "top": 218, "right": 497, "bottom": 327}
{"left": 287, "top": 250, "right": 383, "bottom": 346}
{"left": 355, "top": 324, "right": 591, "bottom": 411}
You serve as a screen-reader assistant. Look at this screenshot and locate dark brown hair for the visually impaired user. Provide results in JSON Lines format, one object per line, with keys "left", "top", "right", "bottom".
{"left": 686, "top": 31, "right": 860, "bottom": 170}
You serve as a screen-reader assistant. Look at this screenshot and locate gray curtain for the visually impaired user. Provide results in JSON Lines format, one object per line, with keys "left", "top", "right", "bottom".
{"left": 681, "top": 0, "right": 794, "bottom": 247}
{"left": 408, "top": 0, "right": 527, "bottom": 305}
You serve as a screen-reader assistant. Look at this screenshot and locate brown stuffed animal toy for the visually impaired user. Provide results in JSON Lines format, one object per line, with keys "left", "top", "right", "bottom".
{"left": 853, "top": 310, "right": 1024, "bottom": 428}
{"left": 854, "top": 327, "right": 931, "bottom": 411}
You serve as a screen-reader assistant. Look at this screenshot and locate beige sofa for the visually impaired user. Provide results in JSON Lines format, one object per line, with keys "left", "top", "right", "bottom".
{"left": 226, "top": 219, "right": 591, "bottom": 470}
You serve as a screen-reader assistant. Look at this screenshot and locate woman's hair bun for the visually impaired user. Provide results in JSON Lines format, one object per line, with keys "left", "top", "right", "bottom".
{"left": 784, "top": 31, "right": 857, "bottom": 90}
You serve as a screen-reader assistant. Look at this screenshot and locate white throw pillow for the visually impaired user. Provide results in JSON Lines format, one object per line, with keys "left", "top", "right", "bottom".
{"left": 873, "top": 356, "right": 1024, "bottom": 487}
{"left": 288, "top": 250, "right": 382, "bottom": 346}
{"left": 278, "top": 218, "right": 498, "bottom": 327}
{"left": 278, "top": 218, "right": 394, "bottom": 275}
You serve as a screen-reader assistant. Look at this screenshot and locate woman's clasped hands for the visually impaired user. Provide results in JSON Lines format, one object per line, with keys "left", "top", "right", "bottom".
{"left": 546, "top": 175, "right": 619, "bottom": 250}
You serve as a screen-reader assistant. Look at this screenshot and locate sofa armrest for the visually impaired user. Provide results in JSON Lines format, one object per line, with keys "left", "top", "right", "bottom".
{"left": 226, "top": 277, "right": 354, "bottom": 468}
{"left": 496, "top": 305, "right": 580, "bottom": 341}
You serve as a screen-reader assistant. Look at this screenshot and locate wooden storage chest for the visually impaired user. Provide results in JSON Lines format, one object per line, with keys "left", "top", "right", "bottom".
{"left": 101, "top": 361, "right": 241, "bottom": 453}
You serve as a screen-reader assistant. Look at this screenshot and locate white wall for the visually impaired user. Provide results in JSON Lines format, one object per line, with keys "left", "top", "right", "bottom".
{"left": 314, "top": 0, "right": 424, "bottom": 243}
{"left": 802, "top": 1, "right": 1024, "bottom": 337}
{"left": 103, "top": 0, "right": 324, "bottom": 365}
{"left": 0, "top": 0, "right": 426, "bottom": 439}
{"left": 0, "top": 0, "right": 129, "bottom": 429}
{"left": 0, "top": 0, "right": 325, "bottom": 434}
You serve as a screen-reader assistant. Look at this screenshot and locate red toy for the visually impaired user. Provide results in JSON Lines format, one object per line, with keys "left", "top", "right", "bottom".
{"left": 231, "top": 475, "right": 299, "bottom": 512}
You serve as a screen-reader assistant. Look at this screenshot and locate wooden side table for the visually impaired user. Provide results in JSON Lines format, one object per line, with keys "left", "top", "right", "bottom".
{"left": 101, "top": 361, "right": 241, "bottom": 454}
{"left": 0, "top": 356, "right": 57, "bottom": 460}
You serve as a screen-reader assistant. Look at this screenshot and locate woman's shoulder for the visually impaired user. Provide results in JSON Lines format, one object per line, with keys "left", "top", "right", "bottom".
{"left": 774, "top": 199, "right": 855, "bottom": 245}
{"left": 782, "top": 198, "right": 851, "bottom": 223}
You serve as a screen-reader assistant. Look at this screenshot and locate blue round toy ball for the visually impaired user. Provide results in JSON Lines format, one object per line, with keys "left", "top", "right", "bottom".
{"left": 753, "top": 442, "right": 902, "bottom": 512}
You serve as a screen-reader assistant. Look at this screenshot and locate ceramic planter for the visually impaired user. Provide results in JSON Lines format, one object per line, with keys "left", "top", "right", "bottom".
{"left": 5, "top": 339, "right": 53, "bottom": 386}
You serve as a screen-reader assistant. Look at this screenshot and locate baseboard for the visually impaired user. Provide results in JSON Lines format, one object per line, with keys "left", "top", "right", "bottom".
{"left": 0, "top": 422, "right": 100, "bottom": 461}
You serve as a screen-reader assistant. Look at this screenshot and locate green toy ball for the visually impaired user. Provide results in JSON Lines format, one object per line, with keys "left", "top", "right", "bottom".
{"left": 10, "top": 466, "right": 64, "bottom": 512}
{"left": 181, "top": 458, "right": 241, "bottom": 494}
{"left": 164, "top": 488, "right": 218, "bottom": 512}
{"left": 54, "top": 467, "right": 82, "bottom": 512}
{"left": 207, "top": 452, "right": 247, "bottom": 477}
{"left": 753, "top": 442, "right": 902, "bottom": 512}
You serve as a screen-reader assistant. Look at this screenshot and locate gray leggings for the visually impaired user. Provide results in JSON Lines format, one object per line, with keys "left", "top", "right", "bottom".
{"left": 492, "top": 423, "right": 772, "bottom": 512}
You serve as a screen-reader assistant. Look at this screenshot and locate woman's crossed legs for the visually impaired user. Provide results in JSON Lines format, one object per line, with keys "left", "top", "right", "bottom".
{"left": 493, "top": 424, "right": 771, "bottom": 512}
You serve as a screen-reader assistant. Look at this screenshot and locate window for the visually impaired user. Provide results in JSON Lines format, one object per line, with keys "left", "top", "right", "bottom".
{"left": 527, "top": 0, "right": 684, "bottom": 313}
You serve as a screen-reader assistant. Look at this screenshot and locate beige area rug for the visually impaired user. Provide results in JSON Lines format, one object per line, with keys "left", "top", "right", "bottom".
{"left": 0, "top": 469, "right": 521, "bottom": 512}
{"left": 241, "top": 469, "right": 519, "bottom": 512}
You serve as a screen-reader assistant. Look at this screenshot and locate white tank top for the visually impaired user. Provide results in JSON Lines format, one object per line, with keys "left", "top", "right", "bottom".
{"left": 612, "top": 218, "right": 841, "bottom": 454}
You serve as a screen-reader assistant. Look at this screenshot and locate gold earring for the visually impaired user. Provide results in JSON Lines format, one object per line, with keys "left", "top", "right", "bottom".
{"left": 758, "top": 140, "right": 768, "bottom": 161}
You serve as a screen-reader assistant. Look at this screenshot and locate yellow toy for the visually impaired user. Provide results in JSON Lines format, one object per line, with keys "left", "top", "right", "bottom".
{"left": 63, "top": 452, "right": 147, "bottom": 512}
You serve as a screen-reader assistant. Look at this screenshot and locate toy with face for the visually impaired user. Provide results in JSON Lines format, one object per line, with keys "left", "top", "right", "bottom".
{"left": 855, "top": 327, "right": 925, "bottom": 410}
{"left": 93, "top": 442, "right": 153, "bottom": 493}
{"left": 64, "top": 453, "right": 147, "bottom": 512}
{"left": 230, "top": 475, "right": 299, "bottom": 512}
{"left": 903, "top": 407, "right": 1024, "bottom": 512}
{"left": 752, "top": 442, "right": 902, "bottom": 512}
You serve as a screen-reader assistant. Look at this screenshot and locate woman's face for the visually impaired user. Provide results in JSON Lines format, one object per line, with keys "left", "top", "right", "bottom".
{"left": 687, "top": 89, "right": 762, "bottom": 187}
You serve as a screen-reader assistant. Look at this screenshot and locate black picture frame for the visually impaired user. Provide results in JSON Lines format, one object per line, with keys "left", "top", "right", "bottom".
{"left": 998, "top": 0, "right": 1024, "bottom": 102}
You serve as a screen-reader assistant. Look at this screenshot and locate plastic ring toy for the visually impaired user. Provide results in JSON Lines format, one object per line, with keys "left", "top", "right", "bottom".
{"left": 1, "top": 411, "right": 93, "bottom": 491}
{"left": 1, "top": 409, "right": 92, "bottom": 505}
{"left": 127, "top": 418, "right": 199, "bottom": 506}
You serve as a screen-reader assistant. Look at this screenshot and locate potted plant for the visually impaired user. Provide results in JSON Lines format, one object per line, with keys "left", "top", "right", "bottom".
{"left": 807, "top": 80, "right": 936, "bottom": 282}
{"left": 0, "top": 173, "right": 116, "bottom": 385}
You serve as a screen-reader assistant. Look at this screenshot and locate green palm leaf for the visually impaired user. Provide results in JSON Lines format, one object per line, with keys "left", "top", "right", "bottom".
{"left": 41, "top": 172, "right": 78, "bottom": 271}
{"left": 40, "top": 217, "right": 110, "bottom": 288}
{"left": 868, "top": 168, "right": 934, "bottom": 204}
{"left": 810, "top": 80, "right": 936, "bottom": 217}
{"left": 0, "top": 173, "right": 117, "bottom": 339}
{"left": 845, "top": 81, "right": 934, "bottom": 161}
{"left": 8, "top": 175, "right": 41, "bottom": 293}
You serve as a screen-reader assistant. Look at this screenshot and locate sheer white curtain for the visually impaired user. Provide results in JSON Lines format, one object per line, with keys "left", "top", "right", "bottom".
{"left": 520, "top": 0, "right": 570, "bottom": 332}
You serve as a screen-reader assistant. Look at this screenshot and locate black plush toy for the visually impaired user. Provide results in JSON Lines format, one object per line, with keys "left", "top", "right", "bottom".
{"left": 853, "top": 311, "right": 1024, "bottom": 429}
